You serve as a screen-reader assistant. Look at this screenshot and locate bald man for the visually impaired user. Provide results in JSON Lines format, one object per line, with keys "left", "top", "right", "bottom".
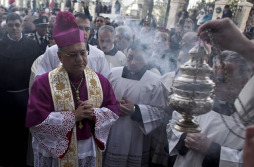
{"left": 22, "top": 15, "right": 35, "bottom": 34}
{"left": 177, "top": 32, "right": 198, "bottom": 69}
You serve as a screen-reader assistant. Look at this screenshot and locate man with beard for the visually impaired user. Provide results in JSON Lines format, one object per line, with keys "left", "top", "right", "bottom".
{"left": 0, "top": 13, "right": 40, "bottom": 166}
{"left": 148, "top": 27, "right": 177, "bottom": 75}
{"left": 98, "top": 25, "right": 126, "bottom": 68}
{"left": 115, "top": 26, "right": 133, "bottom": 54}
{"left": 22, "top": 15, "right": 35, "bottom": 34}
{"left": 167, "top": 50, "right": 251, "bottom": 167}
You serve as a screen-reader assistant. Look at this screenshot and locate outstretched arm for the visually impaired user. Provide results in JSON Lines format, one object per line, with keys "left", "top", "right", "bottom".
{"left": 198, "top": 18, "right": 254, "bottom": 69}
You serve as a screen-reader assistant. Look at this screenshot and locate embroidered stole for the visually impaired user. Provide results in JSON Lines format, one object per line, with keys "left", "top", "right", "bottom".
{"left": 49, "top": 64, "right": 103, "bottom": 167}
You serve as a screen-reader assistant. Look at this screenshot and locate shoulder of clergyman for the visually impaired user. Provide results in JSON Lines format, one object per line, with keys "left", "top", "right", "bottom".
{"left": 144, "top": 70, "right": 162, "bottom": 85}
{"left": 35, "top": 72, "right": 50, "bottom": 87}
{"left": 94, "top": 71, "right": 109, "bottom": 87}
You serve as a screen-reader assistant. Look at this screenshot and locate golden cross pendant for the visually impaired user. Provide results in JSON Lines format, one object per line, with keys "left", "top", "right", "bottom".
{"left": 78, "top": 121, "right": 83, "bottom": 129}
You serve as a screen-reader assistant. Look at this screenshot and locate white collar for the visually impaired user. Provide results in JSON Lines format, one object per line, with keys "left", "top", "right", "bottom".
{"left": 110, "top": 44, "right": 114, "bottom": 51}
{"left": 7, "top": 33, "right": 22, "bottom": 41}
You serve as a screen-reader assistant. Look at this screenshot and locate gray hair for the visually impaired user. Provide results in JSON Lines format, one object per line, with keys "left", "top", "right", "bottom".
{"left": 213, "top": 51, "right": 252, "bottom": 80}
{"left": 98, "top": 25, "right": 116, "bottom": 39}
{"left": 115, "top": 26, "right": 133, "bottom": 42}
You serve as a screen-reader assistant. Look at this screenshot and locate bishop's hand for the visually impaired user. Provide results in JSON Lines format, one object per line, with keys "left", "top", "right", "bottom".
{"left": 74, "top": 100, "right": 94, "bottom": 121}
{"left": 184, "top": 133, "right": 212, "bottom": 154}
{"left": 119, "top": 97, "right": 135, "bottom": 116}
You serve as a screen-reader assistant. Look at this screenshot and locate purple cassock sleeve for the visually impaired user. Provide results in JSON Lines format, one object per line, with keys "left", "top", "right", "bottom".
{"left": 26, "top": 73, "right": 54, "bottom": 127}
{"left": 26, "top": 72, "right": 120, "bottom": 140}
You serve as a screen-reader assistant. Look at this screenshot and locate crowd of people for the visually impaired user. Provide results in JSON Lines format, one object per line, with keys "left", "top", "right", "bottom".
{"left": 1, "top": 0, "right": 254, "bottom": 167}
{"left": 177, "top": 5, "right": 233, "bottom": 32}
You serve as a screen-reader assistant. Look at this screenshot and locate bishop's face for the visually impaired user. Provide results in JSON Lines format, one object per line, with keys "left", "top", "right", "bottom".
{"left": 58, "top": 42, "right": 87, "bottom": 77}
{"left": 126, "top": 49, "right": 146, "bottom": 73}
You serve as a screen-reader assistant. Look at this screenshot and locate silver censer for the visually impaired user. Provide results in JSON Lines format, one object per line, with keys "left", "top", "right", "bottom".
{"left": 170, "top": 43, "right": 215, "bottom": 133}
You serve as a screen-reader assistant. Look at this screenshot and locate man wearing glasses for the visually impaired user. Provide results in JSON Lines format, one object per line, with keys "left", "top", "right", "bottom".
{"left": 88, "top": 16, "right": 105, "bottom": 46}
{"left": 35, "top": 13, "right": 110, "bottom": 79}
{"left": 26, "top": 11, "right": 119, "bottom": 166}
{"left": 0, "top": 13, "right": 40, "bottom": 166}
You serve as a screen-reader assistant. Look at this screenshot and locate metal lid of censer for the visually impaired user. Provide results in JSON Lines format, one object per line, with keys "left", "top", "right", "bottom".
{"left": 169, "top": 43, "right": 215, "bottom": 133}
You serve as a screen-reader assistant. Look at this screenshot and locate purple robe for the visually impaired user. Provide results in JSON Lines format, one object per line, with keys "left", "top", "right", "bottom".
{"left": 26, "top": 71, "right": 120, "bottom": 140}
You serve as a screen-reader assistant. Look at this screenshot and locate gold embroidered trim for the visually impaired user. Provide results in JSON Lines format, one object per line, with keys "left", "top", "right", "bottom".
{"left": 84, "top": 67, "right": 103, "bottom": 108}
{"left": 84, "top": 67, "right": 103, "bottom": 167}
{"left": 49, "top": 64, "right": 79, "bottom": 167}
{"left": 49, "top": 64, "right": 103, "bottom": 167}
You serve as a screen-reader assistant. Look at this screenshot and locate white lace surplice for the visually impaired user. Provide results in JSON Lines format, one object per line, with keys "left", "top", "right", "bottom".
{"left": 31, "top": 108, "right": 119, "bottom": 167}
{"left": 167, "top": 111, "right": 245, "bottom": 167}
{"left": 105, "top": 51, "right": 127, "bottom": 69}
{"left": 103, "top": 67, "right": 166, "bottom": 167}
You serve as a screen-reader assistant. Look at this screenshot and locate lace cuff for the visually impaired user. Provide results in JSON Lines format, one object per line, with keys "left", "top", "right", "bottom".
{"left": 94, "top": 107, "right": 119, "bottom": 151}
{"left": 30, "top": 111, "right": 75, "bottom": 157}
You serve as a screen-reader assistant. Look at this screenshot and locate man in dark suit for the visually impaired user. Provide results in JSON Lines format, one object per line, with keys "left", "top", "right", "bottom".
{"left": 27, "top": 16, "right": 50, "bottom": 55}
{"left": 88, "top": 16, "right": 105, "bottom": 46}
{"left": 222, "top": 5, "right": 232, "bottom": 18}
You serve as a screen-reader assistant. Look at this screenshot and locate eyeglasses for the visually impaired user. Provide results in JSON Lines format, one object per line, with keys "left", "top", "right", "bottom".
{"left": 60, "top": 50, "right": 88, "bottom": 59}
{"left": 78, "top": 26, "right": 90, "bottom": 32}
{"left": 7, "top": 23, "right": 21, "bottom": 28}
{"left": 96, "top": 20, "right": 104, "bottom": 23}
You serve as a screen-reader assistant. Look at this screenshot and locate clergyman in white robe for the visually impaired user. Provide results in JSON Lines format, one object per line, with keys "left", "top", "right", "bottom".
{"left": 103, "top": 66, "right": 166, "bottom": 167}
{"left": 149, "top": 71, "right": 176, "bottom": 167}
{"left": 167, "top": 110, "right": 245, "bottom": 167}
{"left": 98, "top": 44, "right": 127, "bottom": 68}
{"left": 36, "top": 44, "right": 110, "bottom": 78}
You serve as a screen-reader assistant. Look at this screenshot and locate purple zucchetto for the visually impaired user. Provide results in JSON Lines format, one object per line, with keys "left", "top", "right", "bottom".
{"left": 53, "top": 11, "right": 84, "bottom": 48}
